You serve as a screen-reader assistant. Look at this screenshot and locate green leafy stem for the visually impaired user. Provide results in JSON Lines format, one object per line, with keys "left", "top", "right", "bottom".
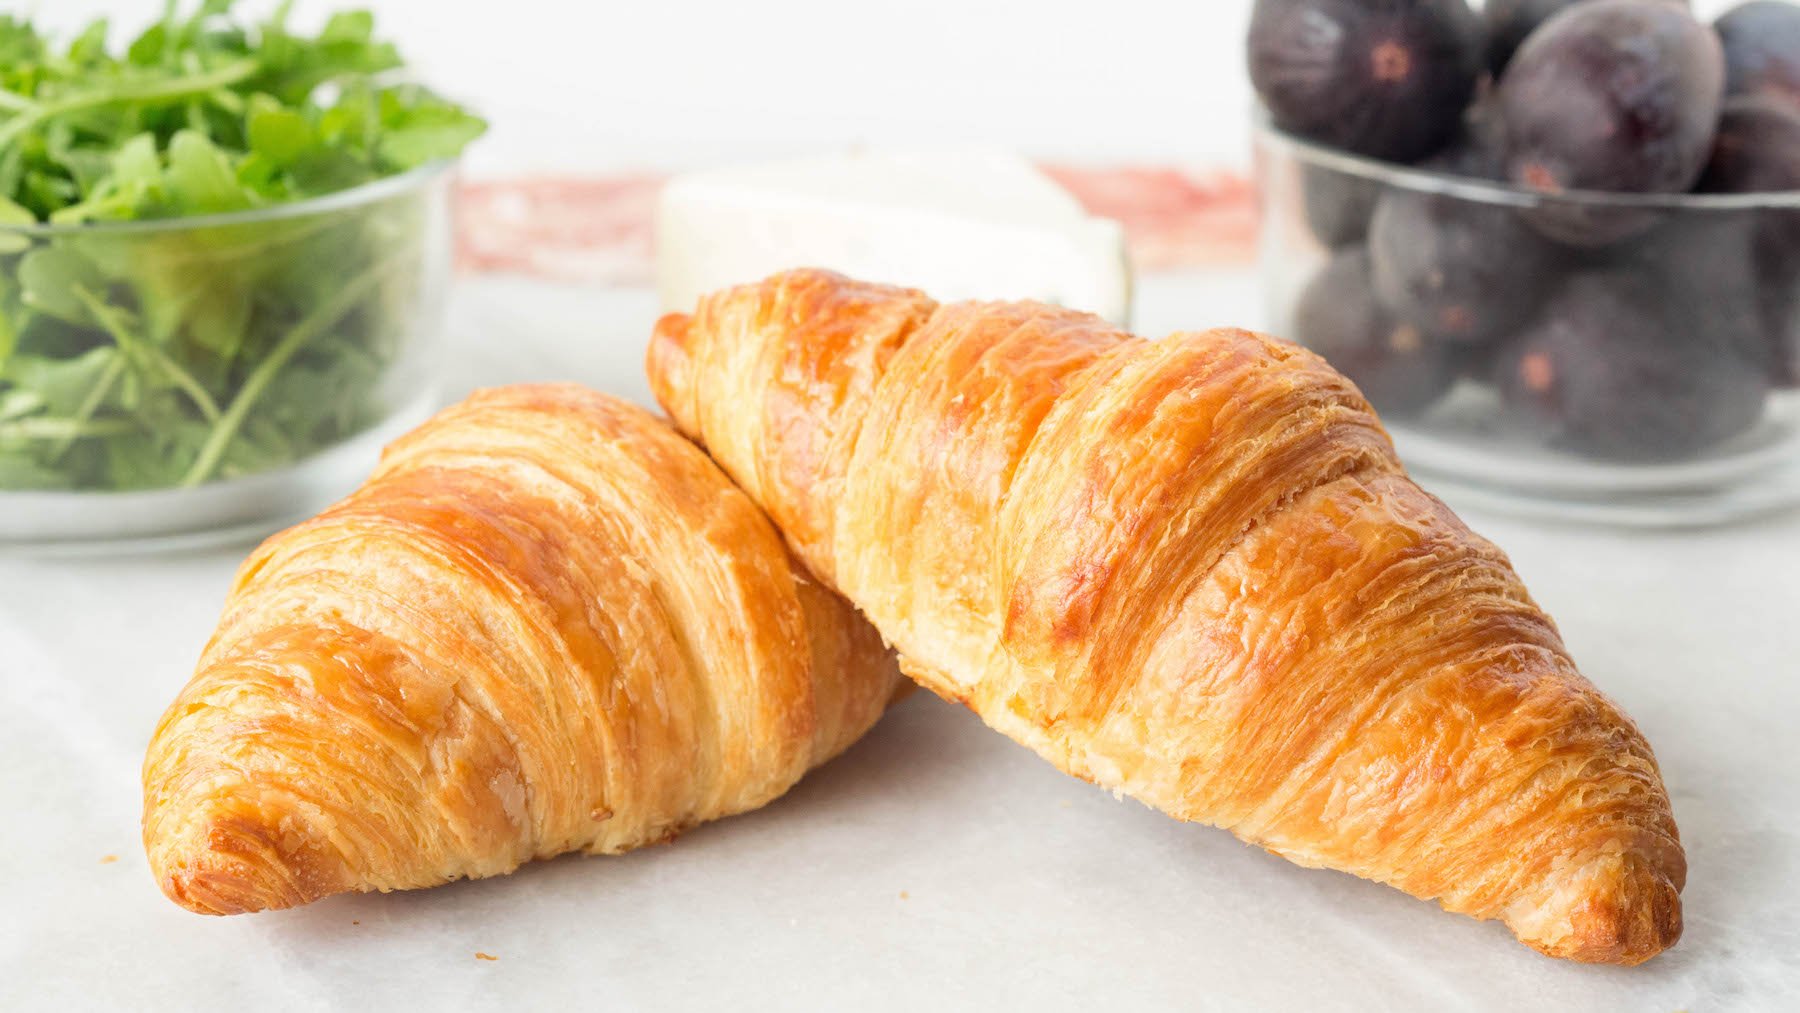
{"left": 179, "top": 242, "right": 417, "bottom": 487}
{"left": 0, "top": 58, "right": 260, "bottom": 153}
{"left": 71, "top": 284, "right": 221, "bottom": 423}
{"left": 1, "top": 414, "right": 137, "bottom": 441}
{"left": 48, "top": 352, "right": 126, "bottom": 463}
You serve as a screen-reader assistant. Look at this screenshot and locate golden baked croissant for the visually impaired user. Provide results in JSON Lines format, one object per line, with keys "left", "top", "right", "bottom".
{"left": 648, "top": 268, "right": 1685, "bottom": 965}
{"left": 142, "top": 384, "right": 902, "bottom": 915}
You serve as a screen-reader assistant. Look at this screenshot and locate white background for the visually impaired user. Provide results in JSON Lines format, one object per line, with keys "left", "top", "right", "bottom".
{"left": 22, "top": 0, "right": 1743, "bottom": 176}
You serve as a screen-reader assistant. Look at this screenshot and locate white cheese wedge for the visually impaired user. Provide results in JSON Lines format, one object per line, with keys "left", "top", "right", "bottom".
{"left": 656, "top": 148, "right": 1132, "bottom": 325}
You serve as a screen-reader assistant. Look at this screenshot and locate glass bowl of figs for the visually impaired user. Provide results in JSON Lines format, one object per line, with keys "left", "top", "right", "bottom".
{"left": 1251, "top": 0, "right": 1800, "bottom": 524}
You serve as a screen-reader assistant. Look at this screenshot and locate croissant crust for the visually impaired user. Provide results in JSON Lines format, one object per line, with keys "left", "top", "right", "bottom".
{"left": 648, "top": 269, "right": 1685, "bottom": 965}
{"left": 142, "top": 384, "right": 902, "bottom": 914}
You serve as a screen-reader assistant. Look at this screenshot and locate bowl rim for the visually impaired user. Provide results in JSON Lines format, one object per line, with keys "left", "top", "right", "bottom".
{"left": 0, "top": 158, "right": 458, "bottom": 237}
{"left": 1254, "top": 116, "right": 1800, "bottom": 211}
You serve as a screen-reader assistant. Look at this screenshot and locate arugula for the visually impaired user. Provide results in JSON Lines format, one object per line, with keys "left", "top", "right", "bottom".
{"left": 0, "top": 1, "right": 483, "bottom": 491}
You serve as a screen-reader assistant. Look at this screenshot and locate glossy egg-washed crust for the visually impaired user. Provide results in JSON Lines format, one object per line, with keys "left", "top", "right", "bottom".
{"left": 142, "top": 385, "right": 902, "bottom": 915}
{"left": 648, "top": 269, "right": 1685, "bottom": 965}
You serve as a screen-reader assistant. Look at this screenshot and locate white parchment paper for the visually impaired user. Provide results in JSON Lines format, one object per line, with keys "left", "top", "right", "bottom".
{"left": 2, "top": 275, "right": 1795, "bottom": 1010}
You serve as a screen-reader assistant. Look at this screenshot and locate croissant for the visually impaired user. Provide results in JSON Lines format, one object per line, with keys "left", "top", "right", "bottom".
{"left": 142, "top": 384, "right": 902, "bottom": 915}
{"left": 648, "top": 269, "right": 1685, "bottom": 965}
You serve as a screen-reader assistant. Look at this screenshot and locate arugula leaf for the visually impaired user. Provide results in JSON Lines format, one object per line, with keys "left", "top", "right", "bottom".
{"left": 0, "top": 387, "right": 44, "bottom": 420}
{"left": 126, "top": 22, "right": 168, "bottom": 68}
{"left": 376, "top": 90, "right": 486, "bottom": 171}
{"left": 245, "top": 93, "right": 312, "bottom": 166}
{"left": 66, "top": 19, "right": 110, "bottom": 66}
{"left": 0, "top": 196, "right": 33, "bottom": 254}
{"left": 5, "top": 347, "right": 116, "bottom": 415}
{"left": 0, "top": 451, "right": 71, "bottom": 489}
{"left": 165, "top": 129, "right": 254, "bottom": 213}
{"left": 17, "top": 246, "right": 105, "bottom": 324}
{"left": 0, "top": 1, "right": 480, "bottom": 492}
{"left": 0, "top": 306, "right": 16, "bottom": 366}
{"left": 320, "top": 10, "right": 375, "bottom": 46}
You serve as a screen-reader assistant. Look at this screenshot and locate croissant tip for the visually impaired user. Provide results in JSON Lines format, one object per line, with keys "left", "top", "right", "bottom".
{"left": 158, "top": 862, "right": 275, "bottom": 916}
{"left": 1566, "top": 871, "right": 1683, "bottom": 966}
{"left": 147, "top": 808, "right": 347, "bottom": 916}
{"left": 1515, "top": 850, "right": 1685, "bottom": 965}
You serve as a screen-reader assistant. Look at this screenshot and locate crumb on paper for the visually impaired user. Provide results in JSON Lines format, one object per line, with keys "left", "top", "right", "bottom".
{"left": 475, "top": 952, "right": 499, "bottom": 962}
{"left": 99, "top": 855, "right": 118, "bottom": 864}
{"left": 1058, "top": 799, "right": 1073, "bottom": 809}
{"left": 899, "top": 890, "right": 909, "bottom": 900}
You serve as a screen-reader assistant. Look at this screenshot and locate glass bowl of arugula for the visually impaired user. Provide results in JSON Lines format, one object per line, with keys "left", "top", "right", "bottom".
{"left": 0, "top": 2, "right": 483, "bottom": 549}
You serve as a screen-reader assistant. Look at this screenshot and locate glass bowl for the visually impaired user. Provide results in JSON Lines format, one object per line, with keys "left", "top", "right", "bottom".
{"left": 0, "top": 161, "right": 456, "bottom": 551}
{"left": 1254, "top": 120, "right": 1800, "bottom": 527}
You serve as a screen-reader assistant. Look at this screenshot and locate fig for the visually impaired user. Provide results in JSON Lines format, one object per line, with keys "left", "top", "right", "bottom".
{"left": 1699, "top": 96, "right": 1800, "bottom": 261}
{"left": 1496, "top": 268, "right": 1768, "bottom": 459}
{"left": 1515, "top": 192, "right": 1668, "bottom": 249}
{"left": 1294, "top": 249, "right": 1459, "bottom": 415}
{"left": 1301, "top": 164, "right": 1382, "bottom": 248}
{"left": 1716, "top": 1, "right": 1800, "bottom": 111}
{"left": 1764, "top": 280, "right": 1800, "bottom": 386}
{"left": 1498, "top": 1, "right": 1724, "bottom": 196}
{"left": 1368, "top": 142, "right": 1562, "bottom": 345}
{"left": 1699, "top": 95, "right": 1800, "bottom": 200}
{"left": 1486, "top": 0, "right": 1579, "bottom": 75}
{"left": 1698, "top": 95, "right": 1800, "bottom": 382}
{"left": 1423, "top": 127, "right": 1507, "bottom": 179}
{"left": 1609, "top": 214, "right": 1774, "bottom": 376}
{"left": 1249, "top": 0, "right": 1483, "bottom": 162}
{"left": 1484, "top": 0, "right": 1691, "bottom": 76}
{"left": 1459, "top": 92, "right": 1511, "bottom": 156}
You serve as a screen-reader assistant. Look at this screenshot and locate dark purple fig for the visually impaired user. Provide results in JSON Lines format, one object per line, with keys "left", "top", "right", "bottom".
{"left": 1698, "top": 95, "right": 1800, "bottom": 382}
{"left": 1700, "top": 95, "right": 1800, "bottom": 200}
{"left": 1301, "top": 164, "right": 1382, "bottom": 248}
{"left": 1484, "top": 0, "right": 1691, "bottom": 76}
{"left": 1422, "top": 127, "right": 1508, "bottom": 179}
{"left": 1249, "top": 0, "right": 1483, "bottom": 162}
{"left": 1763, "top": 278, "right": 1800, "bottom": 386}
{"left": 1499, "top": 0, "right": 1724, "bottom": 195}
{"left": 1716, "top": 1, "right": 1800, "bottom": 111}
{"left": 1487, "top": 0, "right": 1580, "bottom": 76}
{"left": 1699, "top": 96, "right": 1800, "bottom": 257}
{"left": 1754, "top": 212, "right": 1800, "bottom": 387}
{"left": 1368, "top": 142, "right": 1562, "bottom": 345}
{"left": 1515, "top": 192, "right": 1668, "bottom": 249}
{"left": 1496, "top": 268, "right": 1768, "bottom": 459}
{"left": 1294, "top": 248, "right": 1459, "bottom": 415}
{"left": 1606, "top": 213, "right": 1773, "bottom": 376}
{"left": 1460, "top": 92, "right": 1511, "bottom": 156}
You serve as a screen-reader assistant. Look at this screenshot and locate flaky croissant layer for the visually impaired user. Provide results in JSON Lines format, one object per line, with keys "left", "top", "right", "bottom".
{"left": 649, "top": 269, "right": 1685, "bottom": 965}
{"left": 142, "top": 384, "right": 902, "bottom": 914}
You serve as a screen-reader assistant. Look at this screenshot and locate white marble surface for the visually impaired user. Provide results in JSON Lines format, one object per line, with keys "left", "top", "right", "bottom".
{"left": 3, "top": 274, "right": 1798, "bottom": 1010}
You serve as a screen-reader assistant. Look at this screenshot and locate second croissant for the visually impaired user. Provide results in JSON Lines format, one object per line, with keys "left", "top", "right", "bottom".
{"left": 649, "top": 268, "right": 1686, "bottom": 966}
